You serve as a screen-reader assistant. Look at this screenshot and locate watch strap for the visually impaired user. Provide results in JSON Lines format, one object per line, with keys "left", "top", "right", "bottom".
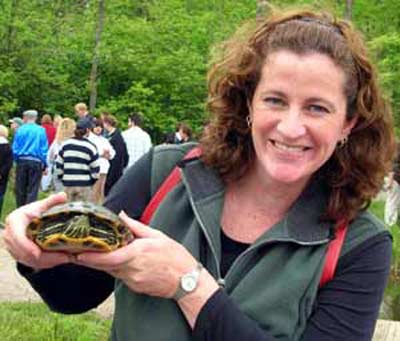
{"left": 173, "top": 262, "right": 203, "bottom": 301}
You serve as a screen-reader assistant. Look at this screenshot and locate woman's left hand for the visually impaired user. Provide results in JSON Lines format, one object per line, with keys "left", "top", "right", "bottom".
{"left": 73, "top": 212, "right": 198, "bottom": 298}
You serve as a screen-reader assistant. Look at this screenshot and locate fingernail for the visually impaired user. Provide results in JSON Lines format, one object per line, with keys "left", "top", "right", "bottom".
{"left": 119, "top": 211, "right": 127, "bottom": 218}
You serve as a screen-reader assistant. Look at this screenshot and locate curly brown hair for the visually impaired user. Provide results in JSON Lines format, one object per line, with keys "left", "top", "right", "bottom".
{"left": 200, "top": 8, "right": 395, "bottom": 221}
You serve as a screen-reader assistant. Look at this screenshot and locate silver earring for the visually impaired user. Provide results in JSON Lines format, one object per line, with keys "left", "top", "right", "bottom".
{"left": 338, "top": 136, "right": 348, "bottom": 148}
{"left": 246, "top": 115, "right": 252, "bottom": 127}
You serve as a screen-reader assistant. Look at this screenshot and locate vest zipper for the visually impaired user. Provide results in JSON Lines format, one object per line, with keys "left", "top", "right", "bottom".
{"left": 181, "top": 176, "right": 223, "bottom": 282}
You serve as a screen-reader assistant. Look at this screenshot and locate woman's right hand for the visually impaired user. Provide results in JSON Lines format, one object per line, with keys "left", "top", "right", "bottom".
{"left": 3, "top": 192, "right": 71, "bottom": 270}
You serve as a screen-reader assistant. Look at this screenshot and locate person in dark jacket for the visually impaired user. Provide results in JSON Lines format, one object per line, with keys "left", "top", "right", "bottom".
{"left": 3, "top": 8, "right": 396, "bottom": 341}
{"left": 102, "top": 114, "right": 129, "bottom": 196}
{"left": 0, "top": 125, "right": 13, "bottom": 217}
{"left": 169, "top": 122, "right": 193, "bottom": 144}
{"left": 74, "top": 102, "right": 95, "bottom": 127}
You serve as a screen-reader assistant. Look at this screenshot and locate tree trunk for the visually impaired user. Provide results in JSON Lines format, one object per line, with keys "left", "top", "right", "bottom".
{"left": 89, "top": 0, "right": 105, "bottom": 113}
{"left": 5, "top": 0, "right": 19, "bottom": 55}
{"left": 51, "top": 0, "right": 65, "bottom": 39}
{"left": 256, "top": 0, "right": 270, "bottom": 23}
{"left": 344, "top": 0, "right": 353, "bottom": 21}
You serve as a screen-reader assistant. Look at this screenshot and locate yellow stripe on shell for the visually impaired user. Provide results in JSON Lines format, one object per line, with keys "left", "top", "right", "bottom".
{"left": 37, "top": 234, "right": 116, "bottom": 253}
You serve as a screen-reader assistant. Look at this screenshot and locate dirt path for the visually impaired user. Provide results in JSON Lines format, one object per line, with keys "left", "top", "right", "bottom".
{"left": 0, "top": 230, "right": 114, "bottom": 318}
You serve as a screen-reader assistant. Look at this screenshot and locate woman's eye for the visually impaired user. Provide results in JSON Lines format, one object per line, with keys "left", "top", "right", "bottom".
{"left": 308, "top": 104, "right": 329, "bottom": 114}
{"left": 264, "top": 97, "right": 285, "bottom": 106}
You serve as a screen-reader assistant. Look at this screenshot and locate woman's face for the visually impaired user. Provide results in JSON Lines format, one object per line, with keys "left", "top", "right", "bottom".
{"left": 249, "top": 50, "right": 356, "bottom": 188}
{"left": 93, "top": 126, "right": 103, "bottom": 135}
{"left": 10, "top": 122, "right": 18, "bottom": 131}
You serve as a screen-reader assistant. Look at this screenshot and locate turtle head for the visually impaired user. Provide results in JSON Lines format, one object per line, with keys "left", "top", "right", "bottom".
{"left": 64, "top": 214, "right": 91, "bottom": 238}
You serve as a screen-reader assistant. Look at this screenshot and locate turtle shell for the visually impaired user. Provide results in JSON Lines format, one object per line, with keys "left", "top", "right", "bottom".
{"left": 27, "top": 201, "right": 133, "bottom": 254}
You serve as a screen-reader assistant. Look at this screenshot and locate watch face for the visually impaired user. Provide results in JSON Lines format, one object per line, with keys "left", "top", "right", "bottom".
{"left": 181, "top": 274, "right": 197, "bottom": 292}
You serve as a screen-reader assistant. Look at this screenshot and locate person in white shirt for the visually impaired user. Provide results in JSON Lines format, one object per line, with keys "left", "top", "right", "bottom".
{"left": 122, "top": 112, "right": 152, "bottom": 170}
{"left": 87, "top": 118, "right": 115, "bottom": 204}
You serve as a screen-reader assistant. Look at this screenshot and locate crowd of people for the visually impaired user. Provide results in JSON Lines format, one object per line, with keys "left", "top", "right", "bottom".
{"left": 0, "top": 102, "right": 193, "bottom": 215}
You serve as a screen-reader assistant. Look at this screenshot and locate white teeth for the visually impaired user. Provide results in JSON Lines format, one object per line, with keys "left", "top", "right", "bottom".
{"left": 273, "top": 141, "right": 305, "bottom": 152}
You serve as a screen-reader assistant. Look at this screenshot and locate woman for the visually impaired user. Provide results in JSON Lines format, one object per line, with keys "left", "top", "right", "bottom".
{"left": 0, "top": 125, "right": 13, "bottom": 217}
{"left": 102, "top": 114, "right": 129, "bottom": 196}
{"left": 88, "top": 118, "right": 115, "bottom": 204}
{"left": 3, "top": 9, "right": 395, "bottom": 341}
{"left": 40, "top": 114, "right": 57, "bottom": 191}
{"left": 53, "top": 114, "right": 63, "bottom": 130}
{"left": 41, "top": 114, "right": 57, "bottom": 147}
{"left": 9, "top": 117, "right": 23, "bottom": 133}
{"left": 48, "top": 118, "right": 76, "bottom": 192}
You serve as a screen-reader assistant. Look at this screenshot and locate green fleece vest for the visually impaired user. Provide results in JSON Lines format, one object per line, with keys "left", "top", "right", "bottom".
{"left": 111, "top": 144, "right": 387, "bottom": 341}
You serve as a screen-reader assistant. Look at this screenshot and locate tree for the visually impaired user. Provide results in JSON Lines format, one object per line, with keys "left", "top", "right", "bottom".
{"left": 0, "top": 0, "right": 398, "bottom": 138}
{"left": 4, "top": 0, "right": 19, "bottom": 56}
{"left": 256, "top": 0, "right": 270, "bottom": 22}
{"left": 369, "top": 33, "right": 400, "bottom": 128}
{"left": 344, "top": 0, "right": 353, "bottom": 21}
{"left": 89, "top": 0, "right": 105, "bottom": 112}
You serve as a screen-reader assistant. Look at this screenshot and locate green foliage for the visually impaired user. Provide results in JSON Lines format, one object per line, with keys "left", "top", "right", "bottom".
{"left": 97, "top": 0, "right": 255, "bottom": 139}
{"left": 0, "top": 302, "right": 110, "bottom": 341}
{"left": 369, "top": 34, "right": 400, "bottom": 127}
{"left": 0, "top": 0, "right": 398, "bottom": 140}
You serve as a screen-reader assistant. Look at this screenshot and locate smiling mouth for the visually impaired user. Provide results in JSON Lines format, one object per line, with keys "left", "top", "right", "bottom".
{"left": 270, "top": 140, "right": 311, "bottom": 153}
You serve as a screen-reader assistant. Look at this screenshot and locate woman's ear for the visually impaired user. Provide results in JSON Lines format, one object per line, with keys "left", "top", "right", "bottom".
{"left": 341, "top": 116, "right": 358, "bottom": 140}
{"left": 247, "top": 99, "right": 253, "bottom": 116}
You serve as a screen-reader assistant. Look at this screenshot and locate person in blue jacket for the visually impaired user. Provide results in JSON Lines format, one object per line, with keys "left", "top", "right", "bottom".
{"left": 12, "top": 109, "right": 48, "bottom": 207}
{"left": 3, "top": 8, "right": 396, "bottom": 341}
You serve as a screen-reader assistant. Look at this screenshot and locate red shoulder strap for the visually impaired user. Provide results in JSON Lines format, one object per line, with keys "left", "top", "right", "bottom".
{"left": 140, "top": 147, "right": 202, "bottom": 225}
{"left": 319, "top": 220, "right": 348, "bottom": 288}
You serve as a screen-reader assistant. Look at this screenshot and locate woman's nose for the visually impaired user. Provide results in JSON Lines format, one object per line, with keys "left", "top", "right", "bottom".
{"left": 276, "top": 109, "right": 306, "bottom": 138}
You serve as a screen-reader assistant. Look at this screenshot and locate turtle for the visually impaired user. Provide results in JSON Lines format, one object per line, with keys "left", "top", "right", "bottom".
{"left": 26, "top": 201, "right": 134, "bottom": 254}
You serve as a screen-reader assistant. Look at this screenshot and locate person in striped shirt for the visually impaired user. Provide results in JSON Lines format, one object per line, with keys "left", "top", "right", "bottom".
{"left": 55, "top": 118, "right": 100, "bottom": 202}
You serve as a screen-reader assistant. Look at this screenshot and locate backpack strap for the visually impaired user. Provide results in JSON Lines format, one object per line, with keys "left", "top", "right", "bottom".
{"left": 140, "top": 146, "right": 348, "bottom": 287}
{"left": 140, "top": 147, "right": 202, "bottom": 225}
{"left": 319, "top": 220, "right": 348, "bottom": 287}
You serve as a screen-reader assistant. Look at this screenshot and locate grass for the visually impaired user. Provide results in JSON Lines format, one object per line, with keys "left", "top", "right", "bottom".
{"left": 0, "top": 169, "right": 16, "bottom": 223}
{"left": 0, "top": 302, "right": 111, "bottom": 341}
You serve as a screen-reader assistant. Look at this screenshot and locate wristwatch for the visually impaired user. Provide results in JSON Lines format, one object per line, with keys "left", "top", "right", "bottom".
{"left": 173, "top": 262, "right": 203, "bottom": 301}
